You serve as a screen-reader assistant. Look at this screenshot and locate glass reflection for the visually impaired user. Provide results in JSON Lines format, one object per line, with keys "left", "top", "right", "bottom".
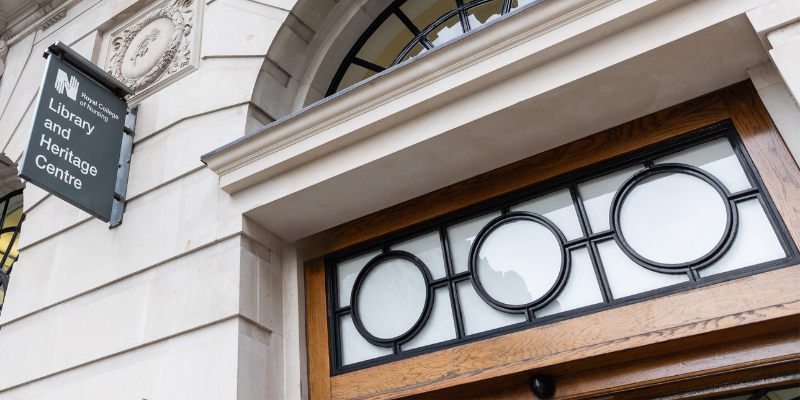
{"left": 477, "top": 220, "right": 562, "bottom": 306}
{"left": 511, "top": 189, "right": 583, "bottom": 240}
{"left": 427, "top": 15, "right": 463, "bottom": 46}
{"left": 578, "top": 166, "right": 643, "bottom": 233}
{"left": 620, "top": 173, "right": 728, "bottom": 264}
{"left": 358, "top": 258, "right": 427, "bottom": 339}
{"left": 401, "top": 287, "right": 456, "bottom": 350}
{"left": 700, "top": 199, "right": 785, "bottom": 277}
{"left": 466, "top": 0, "right": 503, "bottom": 30}
{"left": 456, "top": 280, "right": 525, "bottom": 335}
{"left": 340, "top": 314, "right": 392, "bottom": 365}
{"left": 656, "top": 138, "right": 751, "bottom": 193}
{"left": 391, "top": 231, "right": 447, "bottom": 279}
{"left": 597, "top": 239, "right": 689, "bottom": 299}
{"left": 536, "top": 248, "right": 603, "bottom": 317}
{"left": 447, "top": 212, "right": 501, "bottom": 273}
{"left": 337, "top": 250, "right": 381, "bottom": 308}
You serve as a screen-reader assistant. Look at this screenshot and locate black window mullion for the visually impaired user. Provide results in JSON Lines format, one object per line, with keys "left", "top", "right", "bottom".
{"left": 351, "top": 57, "right": 386, "bottom": 73}
{"left": 394, "top": 10, "right": 422, "bottom": 36}
{"left": 571, "top": 184, "right": 613, "bottom": 303}
{"left": 440, "top": 227, "right": 466, "bottom": 339}
{"left": 501, "top": 0, "right": 512, "bottom": 14}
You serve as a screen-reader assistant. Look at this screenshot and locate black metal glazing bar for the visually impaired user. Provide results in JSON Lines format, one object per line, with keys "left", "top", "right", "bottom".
{"left": 351, "top": 57, "right": 386, "bottom": 73}
{"left": 0, "top": 198, "right": 9, "bottom": 230}
{"left": 501, "top": 0, "right": 513, "bottom": 14}
{"left": 456, "top": 0, "right": 471, "bottom": 33}
{"left": 440, "top": 227, "right": 466, "bottom": 339}
{"left": 395, "top": 10, "right": 422, "bottom": 36}
{"left": 729, "top": 187, "right": 759, "bottom": 201}
{"left": 326, "top": 123, "right": 800, "bottom": 375}
{"left": 570, "top": 185, "right": 613, "bottom": 303}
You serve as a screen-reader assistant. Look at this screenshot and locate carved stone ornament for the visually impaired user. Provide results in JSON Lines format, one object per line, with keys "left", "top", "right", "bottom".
{"left": 106, "top": 0, "right": 197, "bottom": 95}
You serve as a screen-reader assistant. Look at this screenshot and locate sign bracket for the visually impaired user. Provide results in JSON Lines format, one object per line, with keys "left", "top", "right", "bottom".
{"left": 109, "top": 105, "right": 137, "bottom": 228}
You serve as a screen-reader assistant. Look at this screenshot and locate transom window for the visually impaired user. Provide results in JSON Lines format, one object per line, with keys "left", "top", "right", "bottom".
{"left": 325, "top": 122, "right": 799, "bottom": 374}
{"left": 327, "top": 0, "right": 546, "bottom": 95}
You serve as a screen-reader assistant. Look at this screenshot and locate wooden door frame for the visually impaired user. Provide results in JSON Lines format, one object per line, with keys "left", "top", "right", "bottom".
{"left": 303, "top": 81, "right": 800, "bottom": 400}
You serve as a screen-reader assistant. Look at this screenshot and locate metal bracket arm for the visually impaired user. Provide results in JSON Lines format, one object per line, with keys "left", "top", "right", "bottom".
{"left": 109, "top": 106, "right": 137, "bottom": 228}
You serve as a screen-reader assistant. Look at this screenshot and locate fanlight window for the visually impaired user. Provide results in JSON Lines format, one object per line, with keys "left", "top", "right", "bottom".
{"left": 326, "top": 123, "right": 799, "bottom": 373}
{"left": 327, "top": 0, "right": 545, "bottom": 95}
{"left": 0, "top": 190, "right": 24, "bottom": 315}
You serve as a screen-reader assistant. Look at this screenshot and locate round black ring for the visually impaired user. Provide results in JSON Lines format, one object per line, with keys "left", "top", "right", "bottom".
{"left": 609, "top": 163, "right": 738, "bottom": 273}
{"left": 467, "top": 212, "right": 571, "bottom": 313}
{"left": 350, "top": 251, "right": 433, "bottom": 347}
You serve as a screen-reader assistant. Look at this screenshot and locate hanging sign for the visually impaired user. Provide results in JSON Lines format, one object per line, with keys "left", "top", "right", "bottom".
{"left": 19, "top": 42, "right": 133, "bottom": 222}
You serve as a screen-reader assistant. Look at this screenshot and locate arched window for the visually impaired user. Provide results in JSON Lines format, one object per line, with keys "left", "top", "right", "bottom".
{"left": 327, "top": 0, "right": 544, "bottom": 96}
{"left": 0, "top": 190, "right": 24, "bottom": 315}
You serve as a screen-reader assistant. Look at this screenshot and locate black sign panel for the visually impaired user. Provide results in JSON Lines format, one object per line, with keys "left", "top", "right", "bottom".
{"left": 19, "top": 55, "right": 126, "bottom": 222}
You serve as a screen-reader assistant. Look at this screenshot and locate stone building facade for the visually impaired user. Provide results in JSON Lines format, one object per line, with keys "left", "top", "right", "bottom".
{"left": 0, "top": 0, "right": 798, "bottom": 399}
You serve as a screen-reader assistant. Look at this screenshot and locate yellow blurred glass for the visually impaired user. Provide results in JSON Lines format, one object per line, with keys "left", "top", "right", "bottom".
{"left": 400, "top": 0, "right": 455, "bottom": 31}
{"left": 356, "top": 14, "right": 415, "bottom": 69}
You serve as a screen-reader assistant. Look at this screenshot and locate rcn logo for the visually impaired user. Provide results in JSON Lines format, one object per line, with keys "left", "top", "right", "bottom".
{"left": 54, "top": 69, "right": 79, "bottom": 101}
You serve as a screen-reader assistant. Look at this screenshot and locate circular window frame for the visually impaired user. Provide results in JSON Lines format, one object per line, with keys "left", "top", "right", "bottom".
{"left": 350, "top": 250, "right": 434, "bottom": 346}
{"left": 609, "top": 164, "right": 739, "bottom": 274}
{"left": 467, "top": 212, "right": 571, "bottom": 313}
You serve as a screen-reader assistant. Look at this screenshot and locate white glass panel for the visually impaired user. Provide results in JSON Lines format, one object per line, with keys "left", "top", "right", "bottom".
{"left": 477, "top": 220, "right": 562, "bottom": 305}
{"left": 358, "top": 258, "right": 427, "bottom": 339}
{"left": 402, "top": 287, "right": 456, "bottom": 350}
{"left": 656, "top": 138, "right": 751, "bottom": 193}
{"left": 340, "top": 314, "right": 392, "bottom": 365}
{"left": 337, "top": 251, "right": 381, "bottom": 308}
{"left": 620, "top": 173, "right": 728, "bottom": 264}
{"left": 391, "top": 232, "right": 447, "bottom": 279}
{"left": 597, "top": 240, "right": 689, "bottom": 299}
{"left": 456, "top": 280, "right": 525, "bottom": 335}
{"left": 700, "top": 199, "right": 786, "bottom": 277}
{"left": 447, "top": 212, "right": 501, "bottom": 274}
{"left": 511, "top": 189, "right": 583, "bottom": 240}
{"left": 536, "top": 248, "right": 604, "bottom": 317}
{"left": 578, "top": 166, "right": 643, "bottom": 233}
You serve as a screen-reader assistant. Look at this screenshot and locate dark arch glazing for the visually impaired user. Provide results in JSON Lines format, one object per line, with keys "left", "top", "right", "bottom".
{"left": 326, "top": 0, "right": 547, "bottom": 96}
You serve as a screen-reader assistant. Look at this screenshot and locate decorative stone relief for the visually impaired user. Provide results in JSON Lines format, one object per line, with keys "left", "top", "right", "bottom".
{"left": 105, "top": 0, "right": 200, "bottom": 100}
{"left": 0, "top": 31, "right": 10, "bottom": 80}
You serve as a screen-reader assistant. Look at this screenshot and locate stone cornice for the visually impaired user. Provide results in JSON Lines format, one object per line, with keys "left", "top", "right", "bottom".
{"left": 201, "top": 0, "right": 697, "bottom": 194}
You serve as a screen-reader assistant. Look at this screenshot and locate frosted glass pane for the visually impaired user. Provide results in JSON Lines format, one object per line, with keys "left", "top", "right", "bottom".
{"left": 402, "top": 287, "right": 456, "bottom": 350}
{"left": 511, "top": 189, "right": 583, "bottom": 240}
{"left": 340, "top": 314, "right": 392, "bottom": 365}
{"left": 391, "top": 232, "right": 447, "bottom": 279}
{"left": 700, "top": 199, "right": 786, "bottom": 277}
{"left": 579, "top": 166, "right": 643, "bottom": 233}
{"left": 620, "top": 173, "right": 728, "bottom": 264}
{"left": 657, "top": 138, "right": 751, "bottom": 193}
{"left": 477, "top": 220, "right": 562, "bottom": 305}
{"left": 337, "top": 251, "right": 381, "bottom": 308}
{"left": 358, "top": 258, "right": 427, "bottom": 339}
{"left": 447, "top": 212, "right": 501, "bottom": 274}
{"left": 536, "top": 248, "right": 604, "bottom": 317}
{"left": 457, "top": 280, "right": 525, "bottom": 335}
{"left": 597, "top": 240, "right": 689, "bottom": 299}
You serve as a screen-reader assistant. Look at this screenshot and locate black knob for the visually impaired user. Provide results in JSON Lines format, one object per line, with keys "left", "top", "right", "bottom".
{"left": 529, "top": 376, "right": 555, "bottom": 399}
